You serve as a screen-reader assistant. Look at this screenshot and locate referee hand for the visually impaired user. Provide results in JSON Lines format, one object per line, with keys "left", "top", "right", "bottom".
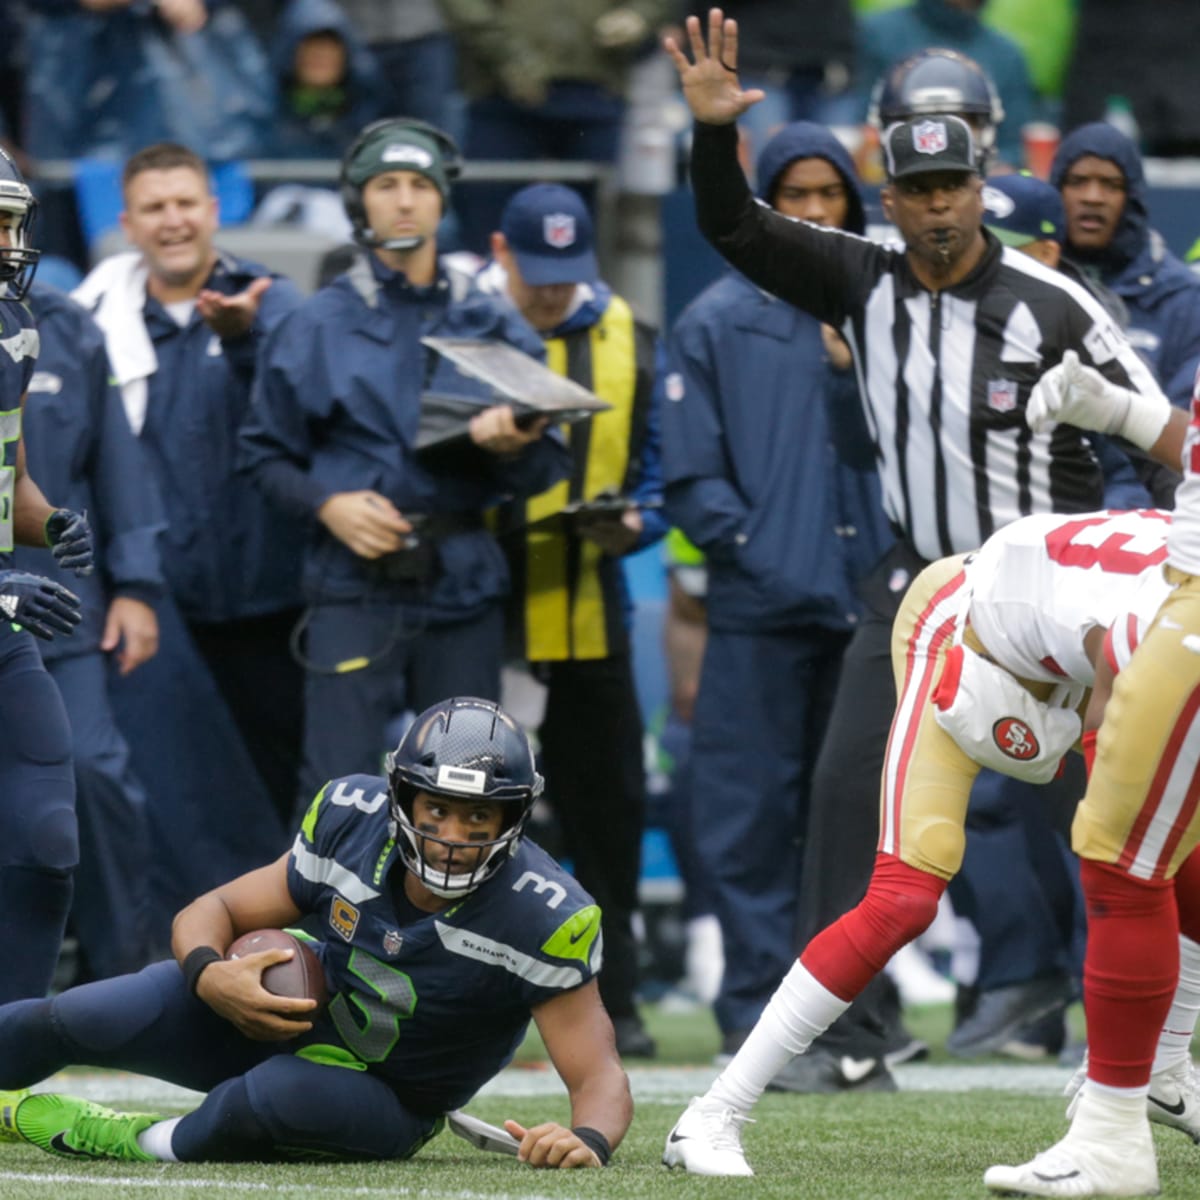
{"left": 1027, "top": 350, "right": 1170, "bottom": 451}
{"left": 662, "top": 9, "right": 765, "bottom": 125}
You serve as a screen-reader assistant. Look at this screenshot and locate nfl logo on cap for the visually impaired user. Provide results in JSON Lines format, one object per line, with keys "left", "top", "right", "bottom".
{"left": 915, "top": 120, "right": 948, "bottom": 155}
{"left": 543, "top": 213, "right": 576, "bottom": 249}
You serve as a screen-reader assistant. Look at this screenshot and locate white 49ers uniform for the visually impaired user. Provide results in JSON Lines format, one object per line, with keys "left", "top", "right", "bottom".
{"left": 1072, "top": 393, "right": 1200, "bottom": 881}
{"left": 881, "top": 509, "right": 1173, "bottom": 880}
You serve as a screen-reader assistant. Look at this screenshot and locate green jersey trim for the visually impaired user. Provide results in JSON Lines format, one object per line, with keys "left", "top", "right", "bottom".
{"left": 294, "top": 1043, "right": 368, "bottom": 1071}
{"left": 541, "top": 904, "right": 603, "bottom": 968}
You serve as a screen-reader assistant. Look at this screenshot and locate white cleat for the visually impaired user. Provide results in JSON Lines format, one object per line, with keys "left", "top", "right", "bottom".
{"left": 1145, "top": 1057, "right": 1200, "bottom": 1143}
{"left": 987, "top": 1088, "right": 1159, "bottom": 1198}
{"left": 662, "top": 1096, "right": 755, "bottom": 1176}
{"left": 983, "top": 1141, "right": 1159, "bottom": 1197}
{"left": 1065, "top": 1054, "right": 1200, "bottom": 1144}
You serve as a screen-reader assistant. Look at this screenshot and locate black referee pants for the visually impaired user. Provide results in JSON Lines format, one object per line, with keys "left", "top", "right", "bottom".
{"left": 538, "top": 652, "right": 646, "bottom": 1021}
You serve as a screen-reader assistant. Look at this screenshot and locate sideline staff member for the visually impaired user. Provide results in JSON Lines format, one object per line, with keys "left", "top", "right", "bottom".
{"left": 241, "top": 119, "right": 568, "bottom": 804}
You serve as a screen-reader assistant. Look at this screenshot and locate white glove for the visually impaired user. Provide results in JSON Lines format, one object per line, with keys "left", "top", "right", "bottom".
{"left": 1026, "top": 349, "right": 1170, "bottom": 450}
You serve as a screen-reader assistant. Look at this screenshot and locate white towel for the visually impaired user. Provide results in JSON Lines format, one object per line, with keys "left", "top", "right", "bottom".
{"left": 72, "top": 252, "right": 155, "bottom": 434}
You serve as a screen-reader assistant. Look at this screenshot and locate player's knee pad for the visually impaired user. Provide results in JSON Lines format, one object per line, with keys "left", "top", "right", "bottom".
{"left": 857, "top": 854, "right": 946, "bottom": 949}
{"left": 910, "top": 815, "right": 967, "bottom": 880}
{"left": 24, "top": 802, "right": 79, "bottom": 872}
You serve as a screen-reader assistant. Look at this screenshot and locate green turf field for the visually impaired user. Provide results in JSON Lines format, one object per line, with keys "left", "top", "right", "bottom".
{"left": 1, "top": 1002, "right": 1196, "bottom": 1199}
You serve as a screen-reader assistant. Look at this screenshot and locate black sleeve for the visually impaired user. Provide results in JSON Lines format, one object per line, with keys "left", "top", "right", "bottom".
{"left": 689, "top": 121, "right": 884, "bottom": 325}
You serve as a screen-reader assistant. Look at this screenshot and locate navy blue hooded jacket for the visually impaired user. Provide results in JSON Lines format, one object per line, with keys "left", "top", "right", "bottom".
{"left": 664, "top": 122, "right": 893, "bottom": 634}
{"left": 16, "top": 282, "right": 166, "bottom": 661}
{"left": 266, "top": 0, "right": 387, "bottom": 159}
{"left": 1052, "top": 122, "right": 1200, "bottom": 408}
{"left": 241, "top": 251, "right": 571, "bottom": 616}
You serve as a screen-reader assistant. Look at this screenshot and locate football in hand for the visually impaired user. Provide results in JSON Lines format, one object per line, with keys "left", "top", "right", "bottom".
{"left": 226, "top": 929, "right": 329, "bottom": 1013}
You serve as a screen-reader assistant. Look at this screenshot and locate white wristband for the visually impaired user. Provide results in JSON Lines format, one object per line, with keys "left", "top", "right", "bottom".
{"left": 1114, "top": 386, "right": 1171, "bottom": 451}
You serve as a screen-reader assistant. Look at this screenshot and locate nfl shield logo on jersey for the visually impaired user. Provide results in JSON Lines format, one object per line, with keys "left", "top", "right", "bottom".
{"left": 914, "top": 120, "right": 948, "bottom": 155}
{"left": 543, "top": 213, "right": 576, "bottom": 249}
{"left": 987, "top": 379, "right": 1019, "bottom": 413}
{"left": 382, "top": 929, "right": 404, "bottom": 956}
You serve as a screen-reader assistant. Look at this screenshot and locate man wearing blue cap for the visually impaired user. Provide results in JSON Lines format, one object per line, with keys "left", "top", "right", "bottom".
{"left": 983, "top": 173, "right": 1066, "bottom": 264}
{"left": 477, "top": 182, "right": 668, "bottom": 1058}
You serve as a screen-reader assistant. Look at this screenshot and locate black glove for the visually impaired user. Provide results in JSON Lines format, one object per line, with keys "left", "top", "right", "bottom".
{"left": 0, "top": 570, "right": 82, "bottom": 640}
{"left": 45, "top": 508, "right": 94, "bottom": 575}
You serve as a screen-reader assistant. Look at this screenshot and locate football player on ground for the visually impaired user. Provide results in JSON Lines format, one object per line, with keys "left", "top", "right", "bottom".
{"left": 663, "top": 504, "right": 1185, "bottom": 1177}
{"left": 983, "top": 347, "right": 1200, "bottom": 1195}
{"left": 0, "top": 146, "right": 95, "bottom": 1005}
{"left": 0, "top": 697, "right": 632, "bottom": 1168}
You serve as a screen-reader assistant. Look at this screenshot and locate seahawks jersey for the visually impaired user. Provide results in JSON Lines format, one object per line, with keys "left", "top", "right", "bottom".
{"left": 286, "top": 774, "right": 603, "bottom": 1115}
{"left": 966, "top": 509, "right": 1174, "bottom": 685}
{"left": 0, "top": 296, "right": 38, "bottom": 561}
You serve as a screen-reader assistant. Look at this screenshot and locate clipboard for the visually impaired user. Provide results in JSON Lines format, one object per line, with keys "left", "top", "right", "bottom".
{"left": 416, "top": 336, "right": 611, "bottom": 453}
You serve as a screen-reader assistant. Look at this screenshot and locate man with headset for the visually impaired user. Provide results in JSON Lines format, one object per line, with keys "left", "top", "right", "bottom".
{"left": 241, "top": 118, "right": 570, "bottom": 809}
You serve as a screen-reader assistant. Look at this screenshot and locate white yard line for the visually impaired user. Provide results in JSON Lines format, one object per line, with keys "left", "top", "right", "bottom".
{"left": 0, "top": 1172, "right": 561, "bottom": 1200}
{"left": 37, "top": 1060, "right": 1075, "bottom": 1109}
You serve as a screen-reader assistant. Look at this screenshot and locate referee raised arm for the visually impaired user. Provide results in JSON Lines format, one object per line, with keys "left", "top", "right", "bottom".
{"left": 668, "top": 10, "right": 1162, "bottom": 559}
{"left": 664, "top": 7, "right": 1170, "bottom": 1093}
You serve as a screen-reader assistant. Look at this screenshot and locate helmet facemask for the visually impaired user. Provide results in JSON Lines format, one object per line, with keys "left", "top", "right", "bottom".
{"left": 384, "top": 698, "right": 543, "bottom": 899}
{"left": 387, "top": 766, "right": 533, "bottom": 899}
{"left": 0, "top": 187, "right": 38, "bottom": 302}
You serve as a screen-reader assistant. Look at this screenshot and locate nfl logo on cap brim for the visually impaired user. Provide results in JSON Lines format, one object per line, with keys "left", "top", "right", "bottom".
{"left": 543, "top": 214, "right": 576, "bottom": 249}
{"left": 914, "top": 120, "right": 948, "bottom": 155}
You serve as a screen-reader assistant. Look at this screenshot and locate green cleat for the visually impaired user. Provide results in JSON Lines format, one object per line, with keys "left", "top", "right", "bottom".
{"left": 13, "top": 1093, "right": 160, "bottom": 1162}
{"left": 0, "top": 1090, "right": 29, "bottom": 1142}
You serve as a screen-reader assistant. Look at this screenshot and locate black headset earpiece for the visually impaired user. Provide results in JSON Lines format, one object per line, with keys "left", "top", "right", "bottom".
{"left": 340, "top": 117, "right": 463, "bottom": 246}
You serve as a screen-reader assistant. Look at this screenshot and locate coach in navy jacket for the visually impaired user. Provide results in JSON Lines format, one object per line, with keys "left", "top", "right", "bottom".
{"left": 663, "top": 122, "right": 893, "bottom": 1057}
{"left": 242, "top": 250, "right": 569, "bottom": 804}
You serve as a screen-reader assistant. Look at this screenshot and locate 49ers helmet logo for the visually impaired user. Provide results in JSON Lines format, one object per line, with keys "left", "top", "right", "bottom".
{"left": 992, "top": 717, "right": 1040, "bottom": 761}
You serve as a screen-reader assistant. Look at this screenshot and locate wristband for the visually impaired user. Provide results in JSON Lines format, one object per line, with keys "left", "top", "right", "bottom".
{"left": 571, "top": 1126, "right": 611, "bottom": 1166}
{"left": 1115, "top": 389, "right": 1170, "bottom": 452}
{"left": 182, "top": 946, "right": 223, "bottom": 995}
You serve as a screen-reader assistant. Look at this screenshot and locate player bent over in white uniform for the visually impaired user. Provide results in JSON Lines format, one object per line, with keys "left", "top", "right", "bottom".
{"left": 664, "top": 504, "right": 1178, "bottom": 1177}
{"left": 981, "top": 354, "right": 1200, "bottom": 1196}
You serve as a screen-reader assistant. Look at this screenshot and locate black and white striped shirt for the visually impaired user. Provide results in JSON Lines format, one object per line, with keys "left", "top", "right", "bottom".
{"left": 690, "top": 122, "right": 1163, "bottom": 561}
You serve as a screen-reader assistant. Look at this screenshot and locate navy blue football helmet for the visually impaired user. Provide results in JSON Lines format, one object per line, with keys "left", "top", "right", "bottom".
{"left": 386, "top": 697, "right": 543, "bottom": 898}
{"left": 0, "top": 148, "right": 39, "bottom": 301}
{"left": 870, "top": 49, "right": 1004, "bottom": 164}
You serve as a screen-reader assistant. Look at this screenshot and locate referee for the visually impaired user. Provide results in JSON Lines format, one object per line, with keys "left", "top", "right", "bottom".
{"left": 666, "top": 10, "right": 1168, "bottom": 1081}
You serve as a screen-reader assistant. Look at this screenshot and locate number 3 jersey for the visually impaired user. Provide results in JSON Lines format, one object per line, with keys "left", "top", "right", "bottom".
{"left": 965, "top": 509, "right": 1175, "bottom": 684}
{"left": 286, "top": 775, "right": 603, "bottom": 1115}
